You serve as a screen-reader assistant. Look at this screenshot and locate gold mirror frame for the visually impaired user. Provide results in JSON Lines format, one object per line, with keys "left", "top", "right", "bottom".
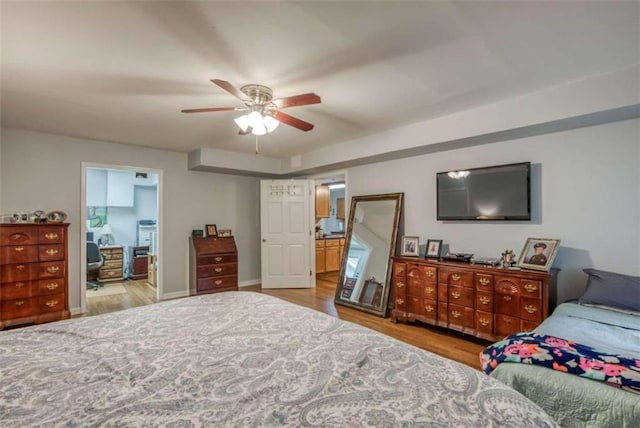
{"left": 334, "top": 193, "right": 404, "bottom": 317}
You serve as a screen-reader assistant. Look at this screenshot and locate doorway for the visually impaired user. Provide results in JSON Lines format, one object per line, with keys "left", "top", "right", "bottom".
{"left": 80, "top": 163, "right": 162, "bottom": 315}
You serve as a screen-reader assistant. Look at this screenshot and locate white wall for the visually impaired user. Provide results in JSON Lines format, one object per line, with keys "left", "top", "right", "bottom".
{"left": 0, "top": 128, "right": 261, "bottom": 312}
{"left": 346, "top": 119, "right": 640, "bottom": 303}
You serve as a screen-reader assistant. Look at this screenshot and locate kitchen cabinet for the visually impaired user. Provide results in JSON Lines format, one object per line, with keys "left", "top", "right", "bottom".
{"left": 315, "top": 240, "right": 325, "bottom": 274}
{"left": 336, "top": 197, "right": 345, "bottom": 220}
{"left": 106, "top": 170, "right": 135, "bottom": 207}
{"left": 315, "top": 185, "right": 330, "bottom": 218}
{"left": 324, "top": 239, "right": 340, "bottom": 272}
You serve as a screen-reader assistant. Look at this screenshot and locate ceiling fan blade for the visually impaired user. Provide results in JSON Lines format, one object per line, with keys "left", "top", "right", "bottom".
{"left": 272, "top": 93, "right": 321, "bottom": 109}
{"left": 181, "top": 107, "right": 239, "bottom": 113}
{"left": 211, "top": 79, "right": 247, "bottom": 101}
{"left": 272, "top": 111, "right": 314, "bottom": 131}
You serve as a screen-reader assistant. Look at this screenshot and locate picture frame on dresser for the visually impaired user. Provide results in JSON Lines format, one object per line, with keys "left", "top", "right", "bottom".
{"left": 425, "top": 239, "right": 443, "bottom": 258}
{"left": 517, "top": 238, "right": 560, "bottom": 271}
{"left": 205, "top": 224, "right": 218, "bottom": 237}
{"left": 400, "top": 236, "right": 419, "bottom": 256}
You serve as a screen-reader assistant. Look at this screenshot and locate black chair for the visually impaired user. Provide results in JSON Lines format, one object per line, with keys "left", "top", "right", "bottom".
{"left": 86, "top": 242, "right": 105, "bottom": 290}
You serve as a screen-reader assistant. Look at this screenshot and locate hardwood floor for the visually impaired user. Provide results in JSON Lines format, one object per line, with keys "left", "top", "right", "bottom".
{"left": 79, "top": 273, "right": 488, "bottom": 370}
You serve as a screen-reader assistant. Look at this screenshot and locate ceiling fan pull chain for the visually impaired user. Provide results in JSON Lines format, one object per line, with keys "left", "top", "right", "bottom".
{"left": 255, "top": 135, "right": 259, "bottom": 155}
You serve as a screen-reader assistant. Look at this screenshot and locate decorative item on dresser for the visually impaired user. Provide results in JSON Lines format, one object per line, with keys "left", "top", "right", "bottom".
{"left": 189, "top": 236, "right": 238, "bottom": 294}
{"left": 0, "top": 223, "right": 70, "bottom": 329}
{"left": 97, "top": 245, "right": 124, "bottom": 282}
{"left": 391, "top": 257, "right": 558, "bottom": 342}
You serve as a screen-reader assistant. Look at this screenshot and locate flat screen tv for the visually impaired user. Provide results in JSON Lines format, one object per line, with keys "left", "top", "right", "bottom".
{"left": 437, "top": 162, "right": 531, "bottom": 221}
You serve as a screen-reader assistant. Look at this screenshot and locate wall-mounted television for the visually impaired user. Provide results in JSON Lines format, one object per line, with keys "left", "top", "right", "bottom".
{"left": 437, "top": 162, "right": 531, "bottom": 221}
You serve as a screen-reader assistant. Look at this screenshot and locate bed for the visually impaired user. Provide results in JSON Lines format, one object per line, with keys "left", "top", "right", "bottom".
{"left": 488, "top": 269, "right": 640, "bottom": 427}
{"left": 0, "top": 292, "right": 556, "bottom": 426}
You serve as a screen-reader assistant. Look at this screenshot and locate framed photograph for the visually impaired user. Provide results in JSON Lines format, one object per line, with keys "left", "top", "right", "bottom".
{"left": 517, "top": 238, "right": 560, "bottom": 271}
{"left": 218, "top": 228, "right": 232, "bottom": 237}
{"left": 400, "top": 236, "right": 419, "bottom": 256}
{"left": 425, "top": 239, "right": 443, "bottom": 258}
{"left": 205, "top": 224, "right": 218, "bottom": 237}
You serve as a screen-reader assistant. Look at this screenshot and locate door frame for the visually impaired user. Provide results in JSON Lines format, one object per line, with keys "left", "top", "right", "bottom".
{"left": 80, "top": 162, "right": 163, "bottom": 314}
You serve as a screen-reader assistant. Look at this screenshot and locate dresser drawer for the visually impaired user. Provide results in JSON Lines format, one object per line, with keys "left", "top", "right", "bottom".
{"left": 197, "top": 275, "right": 237, "bottom": 292}
{"left": 38, "top": 227, "right": 65, "bottom": 244}
{"left": 198, "top": 254, "right": 237, "bottom": 265}
{"left": 495, "top": 314, "right": 519, "bottom": 337}
{"left": 447, "top": 285, "right": 474, "bottom": 307}
{"left": 103, "top": 250, "right": 123, "bottom": 260}
{"left": 0, "top": 281, "right": 37, "bottom": 299}
{"left": 38, "top": 261, "right": 66, "bottom": 279}
{"left": 476, "top": 311, "right": 494, "bottom": 335}
{"left": 393, "top": 262, "right": 407, "bottom": 278}
{"left": 393, "top": 278, "right": 406, "bottom": 297}
{"left": 0, "top": 227, "right": 38, "bottom": 246}
{"left": 407, "top": 296, "right": 423, "bottom": 315}
{"left": 197, "top": 262, "right": 237, "bottom": 278}
{"left": 1, "top": 297, "right": 37, "bottom": 320}
{"left": 440, "top": 269, "right": 473, "bottom": 287}
{"left": 520, "top": 298, "right": 542, "bottom": 322}
{"left": 315, "top": 240, "right": 325, "bottom": 248}
{"left": 103, "top": 259, "right": 123, "bottom": 269}
{"left": 0, "top": 245, "right": 39, "bottom": 265}
{"left": 99, "top": 269, "right": 122, "bottom": 280}
{"left": 394, "top": 295, "right": 407, "bottom": 311}
{"left": 422, "top": 283, "right": 437, "bottom": 300}
{"left": 475, "top": 274, "right": 494, "bottom": 291}
{"left": 325, "top": 239, "right": 340, "bottom": 247}
{"left": 475, "top": 292, "right": 494, "bottom": 312}
{"left": 521, "top": 280, "right": 542, "bottom": 297}
{"left": 495, "top": 293, "right": 520, "bottom": 317}
{"left": 406, "top": 277, "right": 424, "bottom": 297}
{"left": 407, "top": 265, "right": 436, "bottom": 282}
{"left": 1, "top": 263, "right": 38, "bottom": 282}
{"left": 422, "top": 299, "right": 437, "bottom": 322}
{"left": 39, "top": 278, "right": 65, "bottom": 295}
{"left": 38, "top": 244, "right": 65, "bottom": 262}
{"left": 495, "top": 277, "right": 520, "bottom": 295}
{"left": 448, "top": 304, "right": 474, "bottom": 329}
{"left": 39, "top": 293, "right": 65, "bottom": 313}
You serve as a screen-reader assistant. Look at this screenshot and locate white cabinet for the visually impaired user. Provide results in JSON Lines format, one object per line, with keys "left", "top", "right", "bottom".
{"left": 106, "top": 170, "right": 135, "bottom": 207}
{"left": 86, "top": 169, "right": 107, "bottom": 206}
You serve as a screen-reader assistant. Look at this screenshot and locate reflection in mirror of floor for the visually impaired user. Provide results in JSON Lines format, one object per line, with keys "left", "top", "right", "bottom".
{"left": 84, "top": 279, "right": 156, "bottom": 317}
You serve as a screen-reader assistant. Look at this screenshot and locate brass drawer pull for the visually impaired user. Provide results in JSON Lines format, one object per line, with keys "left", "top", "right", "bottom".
{"left": 215, "top": 257, "right": 222, "bottom": 262}
{"left": 46, "top": 249, "right": 59, "bottom": 256}
{"left": 46, "top": 283, "right": 59, "bottom": 290}
{"left": 451, "top": 310, "right": 461, "bottom": 319}
{"left": 524, "top": 305, "right": 537, "bottom": 314}
{"left": 47, "top": 266, "right": 60, "bottom": 273}
{"left": 479, "top": 296, "right": 490, "bottom": 305}
{"left": 451, "top": 274, "right": 461, "bottom": 281}
{"left": 396, "top": 298, "right": 404, "bottom": 305}
{"left": 425, "top": 305, "right": 434, "bottom": 312}
{"left": 44, "top": 232, "right": 59, "bottom": 240}
{"left": 14, "top": 246, "right": 25, "bottom": 252}
{"left": 215, "top": 267, "right": 223, "bottom": 273}
{"left": 215, "top": 280, "right": 222, "bottom": 285}
{"left": 45, "top": 300, "right": 59, "bottom": 307}
{"left": 396, "top": 282, "right": 405, "bottom": 289}
{"left": 503, "top": 295, "right": 512, "bottom": 301}
{"left": 451, "top": 291, "right": 461, "bottom": 299}
{"left": 479, "top": 277, "right": 490, "bottom": 286}
{"left": 15, "top": 282, "right": 25, "bottom": 288}
{"left": 425, "top": 286, "right": 434, "bottom": 294}
{"left": 503, "top": 318, "right": 512, "bottom": 324}
{"left": 16, "top": 265, "right": 26, "bottom": 270}
{"left": 425, "top": 270, "right": 434, "bottom": 278}
{"left": 524, "top": 283, "right": 538, "bottom": 293}
{"left": 396, "top": 266, "right": 404, "bottom": 274}
{"left": 479, "top": 318, "right": 490, "bottom": 326}
{"left": 15, "top": 300, "right": 25, "bottom": 306}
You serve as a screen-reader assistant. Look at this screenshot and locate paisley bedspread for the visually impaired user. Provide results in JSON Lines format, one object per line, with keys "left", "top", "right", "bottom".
{"left": 0, "top": 292, "right": 556, "bottom": 427}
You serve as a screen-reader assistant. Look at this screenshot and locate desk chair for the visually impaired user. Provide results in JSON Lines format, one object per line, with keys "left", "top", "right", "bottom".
{"left": 86, "top": 242, "right": 105, "bottom": 290}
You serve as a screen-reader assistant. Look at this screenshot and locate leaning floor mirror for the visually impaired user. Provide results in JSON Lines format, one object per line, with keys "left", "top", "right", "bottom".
{"left": 334, "top": 193, "right": 404, "bottom": 317}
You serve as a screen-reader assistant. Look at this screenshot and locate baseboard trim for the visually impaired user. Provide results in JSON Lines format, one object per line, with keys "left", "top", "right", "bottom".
{"left": 239, "top": 279, "right": 261, "bottom": 288}
{"left": 160, "top": 290, "right": 190, "bottom": 301}
{"left": 70, "top": 307, "right": 83, "bottom": 315}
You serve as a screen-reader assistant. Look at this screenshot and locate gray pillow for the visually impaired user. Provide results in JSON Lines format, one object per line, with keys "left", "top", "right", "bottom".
{"left": 579, "top": 268, "right": 640, "bottom": 312}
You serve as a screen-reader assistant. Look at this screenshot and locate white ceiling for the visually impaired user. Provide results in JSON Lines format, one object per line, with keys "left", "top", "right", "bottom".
{"left": 2, "top": 1, "right": 638, "bottom": 158}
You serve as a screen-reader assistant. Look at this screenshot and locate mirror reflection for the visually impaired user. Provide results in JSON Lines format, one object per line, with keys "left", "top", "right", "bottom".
{"left": 335, "top": 193, "right": 403, "bottom": 316}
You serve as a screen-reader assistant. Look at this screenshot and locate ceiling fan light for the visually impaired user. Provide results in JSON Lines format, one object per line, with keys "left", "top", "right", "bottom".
{"left": 234, "top": 115, "right": 250, "bottom": 132}
{"left": 247, "top": 111, "right": 263, "bottom": 129}
{"left": 251, "top": 123, "right": 267, "bottom": 136}
{"left": 263, "top": 115, "right": 280, "bottom": 133}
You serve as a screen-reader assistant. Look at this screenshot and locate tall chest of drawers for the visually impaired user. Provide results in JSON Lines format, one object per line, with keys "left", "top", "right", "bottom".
{"left": 391, "top": 257, "right": 557, "bottom": 342}
{"left": 0, "top": 223, "right": 70, "bottom": 329}
{"left": 189, "top": 236, "right": 238, "bottom": 295}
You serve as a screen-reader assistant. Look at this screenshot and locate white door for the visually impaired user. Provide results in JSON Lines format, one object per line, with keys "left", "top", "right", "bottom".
{"left": 261, "top": 180, "right": 314, "bottom": 288}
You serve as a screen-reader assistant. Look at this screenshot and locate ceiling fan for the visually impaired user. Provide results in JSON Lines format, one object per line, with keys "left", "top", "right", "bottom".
{"left": 181, "top": 79, "right": 321, "bottom": 136}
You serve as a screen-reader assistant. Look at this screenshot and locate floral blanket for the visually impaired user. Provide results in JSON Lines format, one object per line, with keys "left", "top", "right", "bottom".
{"left": 481, "top": 333, "right": 640, "bottom": 394}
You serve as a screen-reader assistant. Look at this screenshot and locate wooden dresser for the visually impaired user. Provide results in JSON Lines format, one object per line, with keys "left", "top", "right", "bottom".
{"left": 131, "top": 245, "right": 149, "bottom": 280}
{"left": 98, "top": 245, "right": 124, "bottom": 282}
{"left": 189, "top": 236, "right": 238, "bottom": 295}
{"left": 391, "top": 257, "right": 558, "bottom": 342}
{"left": 0, "top": 223, "right": 70, "bottom": 329}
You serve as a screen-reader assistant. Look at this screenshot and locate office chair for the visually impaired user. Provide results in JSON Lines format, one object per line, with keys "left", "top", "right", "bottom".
{"left": 86, "top": 242, "right": 105, "bottom": 290}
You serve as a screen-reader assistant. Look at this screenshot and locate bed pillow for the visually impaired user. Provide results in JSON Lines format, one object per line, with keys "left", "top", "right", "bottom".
{"left": 579, "top": 268, "right": 640, "bottom": 312}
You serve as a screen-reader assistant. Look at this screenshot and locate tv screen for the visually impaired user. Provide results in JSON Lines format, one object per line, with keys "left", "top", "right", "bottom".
{"left": 437, "top": 162, "right": 531, "bottom": 221}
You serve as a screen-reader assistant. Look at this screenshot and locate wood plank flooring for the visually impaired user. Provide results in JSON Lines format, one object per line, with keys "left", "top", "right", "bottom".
{"left": 79, "top": 274, "right": 488, "bottom": 370}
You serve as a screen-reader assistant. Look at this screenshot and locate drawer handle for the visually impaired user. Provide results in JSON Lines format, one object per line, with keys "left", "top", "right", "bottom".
{"left": 215, "top": 267, "right": 223, "bottom": 273}
{"left": 425, "top": 286, "right": 434, "bottom": 294}
{"left": 524, "top": 305, "right": 537, "bottom": 314}
{"left": 396, "top": 282, "right": 405, "bottom": 289}
{"left": 45, "top": 232, "right": 59, "bottom": 240}
{"left": 16, "top": 265, "right": 26, "bottom": 270}
{"left": 451, "top": 274, "right": 461, "bottom": 281}
{"left": 396, "top": 266, "right": 404, "bottom": 273}
{"left": 479, "top": 296, "right": 490, "bottom": 305}
{"left": 215, "top": 280, "right": 222, "bottom": 285}
{"left": 14, "top": 246, "right": 25, "bottom": 252}
{"left": 47, "top": 266, "right": 60, "bottom": 273}
{"left": 451, "top": 291, "right": 461, "bottom": 299}
{"left": 45, "top": 249, "right": 59, "bottom": 256}
{"left": 215, "top": 257, "right": 222, "bottom": 262}
{"left": 15, "top": 300, "right": 25, "bottom": 307}
{"left": 45, "top": 300, "right": 59, "bottom": 307}
{"left": 451, "top": 310, "right": 461, "bottom": 319}
{"left": 15, "top": 282, "right": 25, "bottom": 288}
{"left": 479, "top": 318, "right": 490, "bottom": 326}
{"left": 503, "top": 295, "right": 512, "bottom": 301}
{"left": 503, "top": 318, "right": 512, "bottom": 324}
{"left": 425, "top": 270, "right": 434, "bottom": 278}
{"left": 425, "top": 305, "right": 434, "bottom": 313}
{"left": 479, "top": 277, "right": 490, "bottom": 286}
{"left": 396, "top": 298, "right": 404, "bottom": 305}
{"left": 524, "top": 283, "right": 538, "bottom": 293}
{"left": 46, "top": 282, "right": 59, "bottom": 290}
